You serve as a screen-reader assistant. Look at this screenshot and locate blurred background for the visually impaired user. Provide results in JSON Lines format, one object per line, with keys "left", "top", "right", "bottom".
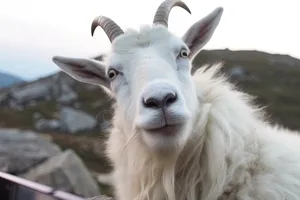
{"left": 0, "top": 0, "right": 299, "bottom": 199}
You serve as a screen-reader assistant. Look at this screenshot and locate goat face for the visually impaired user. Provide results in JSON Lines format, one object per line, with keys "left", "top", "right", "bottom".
{"left": 52, "top": 0, "right": 223, "bottom": 154}
{"left": 105, "top": 26, "right": 199, "bottom": 153}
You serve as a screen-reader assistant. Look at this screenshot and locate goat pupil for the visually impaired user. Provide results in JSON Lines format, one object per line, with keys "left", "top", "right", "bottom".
{"left": 109, "top": 71, "right": 115, "bottom": 78}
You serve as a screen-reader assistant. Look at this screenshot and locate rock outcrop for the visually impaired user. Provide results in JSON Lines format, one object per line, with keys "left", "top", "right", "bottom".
{"left": 0, "top": 71, "right": 107, "bottom": 134}
{"left": 0, "top": 128, "right": 102, "bottom": 198}
{"left": 20, "top": 149, "right": 101, "bottom": 197}
{"left": 59, "top": 107, "right": 97, "bottom": 133}
{"left": 0, "top": 128, "right": 61, "bottom": 174}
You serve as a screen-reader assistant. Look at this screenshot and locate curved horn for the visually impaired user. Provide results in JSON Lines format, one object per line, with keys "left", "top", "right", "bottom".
{"left": 153, "top": 0, "right": 191, "bottom": 27}
{"left": 91, "top": 16, "right": 124, "bottom": 43}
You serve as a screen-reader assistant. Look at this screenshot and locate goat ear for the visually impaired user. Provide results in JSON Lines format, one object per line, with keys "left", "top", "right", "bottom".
{"left": 52, "top": 56, "right": 110, "bottom": 89}
{"left": 91, "top": 54, "right": 106, "bottom": 62}
{"left": 182, "top": 7, "right": 223, "bottom": 60}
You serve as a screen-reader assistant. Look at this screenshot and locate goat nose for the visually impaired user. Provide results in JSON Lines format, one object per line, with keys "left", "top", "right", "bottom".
{"left": 143, "top": 92, "right": 177, "bottom": 109}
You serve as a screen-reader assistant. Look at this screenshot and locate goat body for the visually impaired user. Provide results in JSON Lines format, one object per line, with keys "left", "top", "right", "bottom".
{"left": 52, "top": 0, "right": 300, "bottom": 199}
{"left": 106, "top": 63, "right": 300, "bottom": 200}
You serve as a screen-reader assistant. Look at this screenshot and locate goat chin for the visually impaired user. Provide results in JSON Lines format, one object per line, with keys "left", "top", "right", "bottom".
{"left": 104, "top": 63, "right": 300, "bottom": 200}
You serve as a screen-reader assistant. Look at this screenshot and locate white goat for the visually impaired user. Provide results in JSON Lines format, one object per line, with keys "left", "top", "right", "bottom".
{"left": 52, "top": 0, "right": 300, "bottom": 200}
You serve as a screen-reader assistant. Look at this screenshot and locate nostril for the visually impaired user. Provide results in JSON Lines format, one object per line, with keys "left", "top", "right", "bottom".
{"left": 144, "top": 98, "right": 159, "bottom": 108}
{"left": 164, "top": 93, "right": 177, "bottom": 107}
{"left": 143, "top": 93, "right": 177, "bottom": 109}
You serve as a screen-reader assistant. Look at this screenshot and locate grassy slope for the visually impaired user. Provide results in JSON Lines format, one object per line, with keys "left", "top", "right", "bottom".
{"left": 193, "top": 49, "right": 300, "bottom": 130}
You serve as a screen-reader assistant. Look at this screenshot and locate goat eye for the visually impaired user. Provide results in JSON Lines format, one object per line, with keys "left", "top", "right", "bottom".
{"left": 179, "top": 49, "right": 189, "bottom": 58}
{"left": 108, "top": 69, "right": 118, "bottom": 80}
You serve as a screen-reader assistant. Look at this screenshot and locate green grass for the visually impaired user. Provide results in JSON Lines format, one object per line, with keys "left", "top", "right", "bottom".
{"left": 0, "top": 101, "right": 59, "bottom": 128}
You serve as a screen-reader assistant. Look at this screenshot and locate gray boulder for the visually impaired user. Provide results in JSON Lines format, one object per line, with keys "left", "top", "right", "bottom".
{"left": 0, "top": 128, "right": 61, "bottom": 174}
{"left": 60, "top": 107, "right": 97, "bottom": 133}
{"left": 10, "top": 82, "right": 52, "bottom": 105}
{"left": 57, "top": 83, "right": 78, "bottom": 104}
{"left": 20, "top": 149, "right": 101, "bottom": 198}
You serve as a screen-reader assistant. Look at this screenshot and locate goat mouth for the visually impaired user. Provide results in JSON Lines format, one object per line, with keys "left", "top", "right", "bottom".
{"left": 145, "top": 124, "right": 181, "bottom": 136}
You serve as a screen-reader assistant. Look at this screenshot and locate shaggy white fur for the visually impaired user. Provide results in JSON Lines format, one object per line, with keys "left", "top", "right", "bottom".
{"left": 105, "top": 63, "right": 300, "bottom": 200}
{"left": 51, "top": 0, "right": 300, "bottom": 199}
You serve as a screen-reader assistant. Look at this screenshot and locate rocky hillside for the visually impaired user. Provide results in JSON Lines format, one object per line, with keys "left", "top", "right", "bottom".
{"left": 0, "top": 49, "right": 299, "bottom": 197}
{"left": 0, "top": 49, "right": 299, "bottom": 133}
{"left": 0, "top": 71, "right": 24, "bottom": 88}
{"left": 0, "top": 70, "right": 112, "bottom": 135}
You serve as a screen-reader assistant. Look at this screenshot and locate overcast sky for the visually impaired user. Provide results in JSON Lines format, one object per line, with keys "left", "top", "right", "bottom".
{"left": 0, "top": 0, "right": 299, "bottom": 80}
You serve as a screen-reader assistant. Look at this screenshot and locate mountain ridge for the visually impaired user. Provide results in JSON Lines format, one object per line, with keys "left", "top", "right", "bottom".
{"left": 0, "top": 71, "right": 24, "bottom": 88}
